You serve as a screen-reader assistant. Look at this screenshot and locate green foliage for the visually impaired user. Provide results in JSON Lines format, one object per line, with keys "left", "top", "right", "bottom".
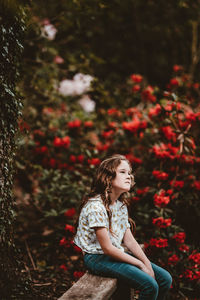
{"left": 13, "top": 1, "right": 200, "bottom": 298}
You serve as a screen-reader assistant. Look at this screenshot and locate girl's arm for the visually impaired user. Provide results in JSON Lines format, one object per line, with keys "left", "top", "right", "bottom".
{"left": 123, "top": 228, "right": 154, "bottom": 277}
{"left": 95, "top": 227, "right": 153, "bottom": 277}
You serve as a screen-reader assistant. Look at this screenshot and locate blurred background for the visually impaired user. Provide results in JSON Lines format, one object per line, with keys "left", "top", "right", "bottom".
{"left": 1, "top": 0, "right": 200, "bottom": 299}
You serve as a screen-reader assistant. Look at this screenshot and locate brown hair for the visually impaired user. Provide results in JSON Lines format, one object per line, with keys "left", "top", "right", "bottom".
{"left": 75, "top": 154, "right": 136, "bottom": 234}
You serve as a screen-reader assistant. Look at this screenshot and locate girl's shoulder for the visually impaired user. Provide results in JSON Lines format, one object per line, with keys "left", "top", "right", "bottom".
{"left": 83, "top": 194, "right": 106, "bottom": 211}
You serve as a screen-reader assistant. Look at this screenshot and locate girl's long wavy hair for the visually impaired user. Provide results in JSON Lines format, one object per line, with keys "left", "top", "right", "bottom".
{"left": 74, "top": 154, "right": 136, "bottom": 234}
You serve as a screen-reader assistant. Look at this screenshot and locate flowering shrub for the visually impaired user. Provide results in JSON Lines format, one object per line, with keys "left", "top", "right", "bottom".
{"left": 15, "top": 64, "right": 200, "bottom": 297}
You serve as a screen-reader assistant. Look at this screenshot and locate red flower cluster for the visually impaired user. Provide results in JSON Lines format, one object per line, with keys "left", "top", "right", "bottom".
{"left": 88, "top": 158, "right": 101, "bottom": 166}
{"left": 168, "top": 254, "right": 179, "bottom": 265}
{"left": 152, "top": 217, "right": 172, "bottom": 228}
{"left": 130, "top": 74, "right": 143, "bottom": 83}
{"left": 179, "top": 244, "right": 189, "bottom": 252}
{"left": 125, "top": 153, "right": 142, "bottom": 165}
{"left": 107, "top": 108, "right": 122, "bottom": 117}
{"left": 60, "top": 264, "right": 68, "bottom": 271}
{"left": 65, "top": 224, "right": 75, "bottom": 233}
{"left": 64, "top": 207, "right": 76, "bottom": 218}
{"left": 152, "top": 143, "right": 179, "bottom": 160}
{"left": 161, "top": 126, "right": 176, "bottom": 141}
{"left": 96, "top": 142, "right": 110, "bottom": 151}
{"left": 84, "top": 120, "right": 93, "bottom": 127}
{"left": 73, "top": 271, "right": 85, "bottom": 279}
{"left": 122, "top": 118, "right": 147, "bottom": 133}
{"left": 172, "top": 232, "right": 186, "bottom": 243}
{"left": 142, "top": 85, "right": 156, "bottom": 102}
{"left": 102, "top": 130, "right": 114, "bottom": 139}
{"left": 35, "top": 146, "right": 48, "bottom": 154}
{"left": 152, "top": 170, "right": 169, "bottom": 180}
{"left": 69, "top": 154, "right": 84, "bottom": 163}
{"left": 68, "top": 119, "right": 81, "bottom": 128}
{"left": 189, "top": 253, "right": 200, "bottom": 264}
{"left": 153, "top": 190, "right": 170, "bottom": 207}
{"left": 193, "top": 181, "right": 200, "bottom": 191}
{"left": 170, "top": 180, "right": 184, "bottom": 189}
{"left": 182, "top": 269, "right": 200, "bottom": 281}
{"left": 149, "top": 238, "right": 168, "bottom": 248}
{"left": 59, "top": 237, "right": 73, "bottom": 247}
{"left": 136, "top": 187, "right": 149, "bottom": 196}
{"left": 132, "top": 84, "right": 140, "bottom": 93}
{"left": 53, "top": 136, "right": 70, "bottom": 148}
{"left": 148, "top": 104, "right": 161, "bottom": 118}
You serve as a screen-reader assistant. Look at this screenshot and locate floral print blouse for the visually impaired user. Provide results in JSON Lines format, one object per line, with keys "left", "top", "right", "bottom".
{"left": 74, "top": 194, "right": 130, "bottom": 254}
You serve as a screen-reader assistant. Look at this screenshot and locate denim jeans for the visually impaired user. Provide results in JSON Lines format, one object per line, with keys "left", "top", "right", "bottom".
{"left": 83, "top": 253, "right": 172, "bottom": 300}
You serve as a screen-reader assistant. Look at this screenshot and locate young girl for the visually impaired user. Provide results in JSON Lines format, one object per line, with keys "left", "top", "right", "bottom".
{"left": 74, "top": 154, "right": 172, "bottom": 300}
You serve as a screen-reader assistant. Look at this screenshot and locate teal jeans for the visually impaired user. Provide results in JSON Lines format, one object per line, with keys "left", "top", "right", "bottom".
{"left": 84, "top": 253, "right": 172, "bottom": 300}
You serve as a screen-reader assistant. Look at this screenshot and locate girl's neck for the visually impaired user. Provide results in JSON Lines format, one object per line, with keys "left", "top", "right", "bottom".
{"left": 109, "top": 190, "right": 121, "bottom": 205}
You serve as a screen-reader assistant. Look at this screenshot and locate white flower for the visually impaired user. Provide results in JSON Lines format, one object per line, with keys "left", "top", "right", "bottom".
{"left": 58, "top": 79, "right": 76, "bottom": 96}
{"left": 42, "top": 24, "right": 57, "bottom": 40}
{"left": 79, "top": 95, "right": 96, "bottom": 113}
{"left": 58, "top": 73, "right": 94, "bottom": 96}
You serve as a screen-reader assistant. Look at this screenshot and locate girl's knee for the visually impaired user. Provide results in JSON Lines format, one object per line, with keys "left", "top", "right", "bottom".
{"left": 143, "top": 278, "right": 159, "bottom": 297}
{"left": 164, "top": 271, "right": 172, "bottom": 289}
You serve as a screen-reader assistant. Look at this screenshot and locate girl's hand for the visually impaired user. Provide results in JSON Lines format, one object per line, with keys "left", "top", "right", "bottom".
{"left": 139, "top": 262, "right": 155, "bottom": 279}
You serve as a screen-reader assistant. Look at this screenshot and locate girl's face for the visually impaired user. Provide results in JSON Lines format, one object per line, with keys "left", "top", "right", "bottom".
{"left": 111, "top": 160, "right": 132, "bottom": 193}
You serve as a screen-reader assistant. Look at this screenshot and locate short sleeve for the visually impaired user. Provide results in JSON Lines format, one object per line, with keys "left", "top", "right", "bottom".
{"left": 87, "top": 203, "right": 108, "bottom": 228}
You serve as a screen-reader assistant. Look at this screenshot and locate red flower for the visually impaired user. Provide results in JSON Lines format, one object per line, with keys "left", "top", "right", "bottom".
{"left": 170, "top": 180, "right": 184, "bottom": 189}
{"left": 130, "top": 74, "right": 143, "bottom": 83}
{"left": 96, "top": 142, "right": 110, "bottom": 151}
{"left": 193, "top": 181, "right": 200, "bottom": 191}
{"left": 189, "top": 253, "right": 200, "bottom": 264}
{"left": 149, "top": 238, "right": 168, "bottom": 248}
{"left": 136, "top": 187, "right": 149, "bottom": 196}
{"left": 68, "top": 119, "right": 81, "bottom": 128}
{"left": 73, "top": 245, "right": 82, "bottom": 253}
{"left": 64, "top": 208, "right": 76, "bottom": 218}
{"left": 122, "top": 118, "right": 140, "bottom": 133}
{"left": 65, "top": 224, "right": 75, "bottom": 233}
{"left": 49, "top": 158, "right": 56, "bottom": 168}
{"left": 152, "top": 170, "right": 169, "bottom": 180}
{"left": 148, "top": 104, "right": 161, "bottom": 118}
{"left": 172, "top": 232, "right": 186, "bottom": 243}
{"left": 53, "top": 137, "right": 62, "bottom": 147}
{"left": 35, "top": 146, "right": 48, "bottom": 154}
{"left": 168, "top": 254, "right": 179, "bottom": 265}
{"left": 53, "top": 136, "right": 70, "bottom": 148}
{"left": 108, "top": 121, "right": 118, "bottom": 129}
{"left": 88, "top": 158, "right": 101, "bottom": 166}
{"left": 173, "top": 65, "right": 183, "bottom": 72}
{"left": 152, "top": 217, "right": 172, "bottom": 228}
{"left": 62, "top": 136, "right": 71, "bottom": 148}
{"left": 60, "top": 264, "right": 68, "bottom": 271}
{"left": 170, "top": 78, "right": 179, "bottom": 86}
{"left": 102, "top": 130, "right": 114, "bottom": 139}
{"left": 132, "top": 85, "right": 141, "bottom": 93}
{"left": 125, "top": 153, "right": 142, "bottom": 165}
{"left": 179, "top": 244, "right": 189, "bottom": 252}
{"left": 77, "top": 154, "right": 84, "bottom": 163}
{"left": 153, "top": 190, "right": 170, "bottom": 207}
{"left": 161, "top": 126, "right": 176, "bottom": 141}
{"left": 84, "top": 120, "right": 93, "bottom": 127}
{"left": 107, "top": 108, "right": 122, "bottom": 117}
{"left": 59, "top": 237, "right": 67, "bottom": 246}
{"left": 131, "top": 196, "right": 140, "bottom": 202}
{"left": 142, "top": 86, "right": 156, "bottom": 102}
{"left": 73, "top": 271, "right": 85, "bottom": 279}
{"left": 69, "top": 155, "right": 76, "bottom": 163}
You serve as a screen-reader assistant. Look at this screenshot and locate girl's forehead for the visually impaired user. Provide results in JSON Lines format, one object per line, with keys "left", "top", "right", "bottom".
{"left": 117, "top": 160, "right": 131, "bottom": 170}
